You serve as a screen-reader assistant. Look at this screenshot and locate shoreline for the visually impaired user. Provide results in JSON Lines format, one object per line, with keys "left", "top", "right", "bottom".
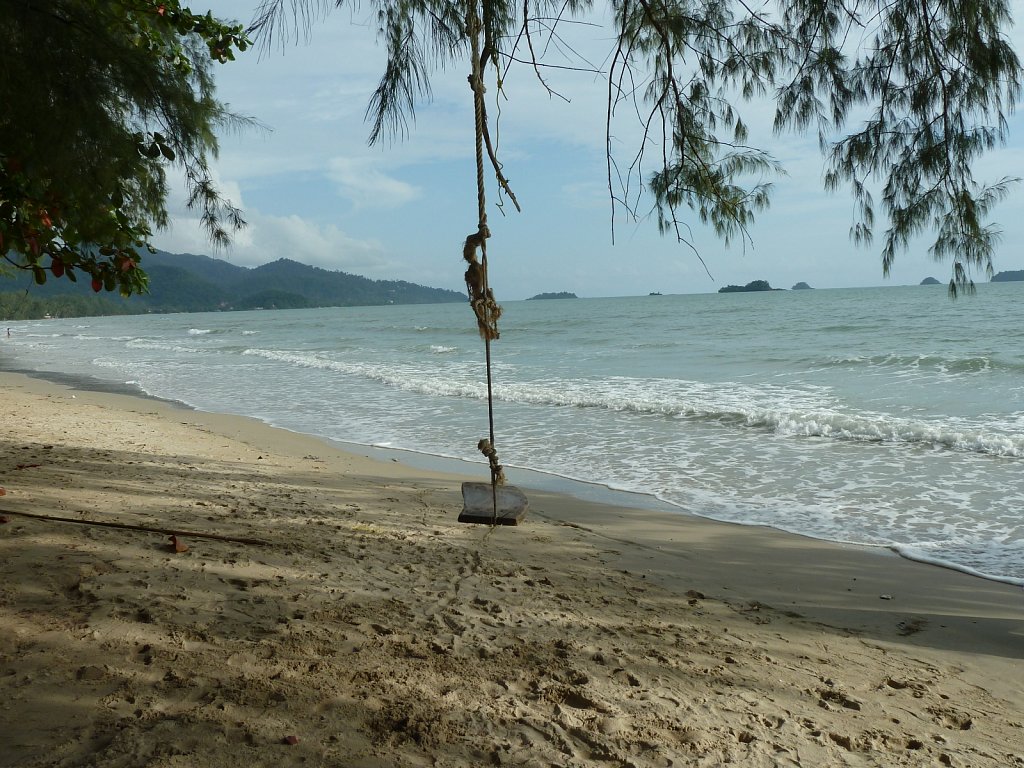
{"left": 8, "top": 361, "right": 1022, "bottom": 592}
{"left": 2, "top": 369, "right": 1022, "bottom": 766}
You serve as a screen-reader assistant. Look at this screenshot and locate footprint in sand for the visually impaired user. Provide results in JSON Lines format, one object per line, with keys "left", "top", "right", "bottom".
{"left": 897, "top": 617, "right": 928, "bottom": 635}
{"left": 816, "top": 686, "right": 862, "bottom": 711}
{"left": 882, "top": 676, "right": 929, "bottom": 697}
{"left": 927, "top": 705, "right": 973, "bottom": 731}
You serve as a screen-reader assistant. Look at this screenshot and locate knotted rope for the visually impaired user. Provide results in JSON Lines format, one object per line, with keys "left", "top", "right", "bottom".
{"left": 464, "top": 2, "right": 504, "bottom": 520}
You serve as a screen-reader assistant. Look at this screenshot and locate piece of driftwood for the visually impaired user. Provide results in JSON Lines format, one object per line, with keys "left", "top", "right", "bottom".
{"left": 0, "top": 507, "right": 271, "bottom": 546}
{"left": 459, "top": 482, "right": 528, "bottom": 525}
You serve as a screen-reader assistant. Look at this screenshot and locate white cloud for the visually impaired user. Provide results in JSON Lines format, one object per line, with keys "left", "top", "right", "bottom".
{"left": 253, "top": 213, "right": 388, "bottom": 268}
{"left": 157, "top": 208, "right": 393, "bottom": 273}
{"left": 327, "top": 157, "right": 421, "bottom": 208}
{"left": 156, "top": 164, "right": 396, "bottom": 276}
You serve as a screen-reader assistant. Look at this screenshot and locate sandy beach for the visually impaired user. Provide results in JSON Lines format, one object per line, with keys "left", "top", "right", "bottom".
{"left": 1, "top": 369, "right": 1022, "bottom": 767}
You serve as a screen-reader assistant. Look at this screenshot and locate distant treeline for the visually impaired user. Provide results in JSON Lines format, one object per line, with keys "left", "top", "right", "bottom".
{"left": 0, "top": 290, "right": 139, "bottom": 320}
{"left": 718, "top": 280, "right": 778, "bottom": 293}
{"left": 527, "top": 291, "right": 578, "bottom": 300}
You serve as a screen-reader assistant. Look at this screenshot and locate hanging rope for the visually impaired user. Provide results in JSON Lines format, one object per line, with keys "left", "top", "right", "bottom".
{"left": 464, "top": 2, "right": 505, "bottom": 521}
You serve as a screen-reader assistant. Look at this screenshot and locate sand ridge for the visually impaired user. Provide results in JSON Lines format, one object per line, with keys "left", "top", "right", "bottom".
{"left": 1, "top": 372, "right": 1022, "bottom": 767}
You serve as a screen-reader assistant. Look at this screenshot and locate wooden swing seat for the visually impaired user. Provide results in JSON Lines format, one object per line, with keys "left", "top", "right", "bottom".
{"left": 459, "top": 481, "right": 528, "bottom": 525}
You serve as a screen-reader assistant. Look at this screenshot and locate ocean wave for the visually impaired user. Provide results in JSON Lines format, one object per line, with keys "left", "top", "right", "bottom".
{"left": 240, "top": 349, "right": 1023, "bottom": 458}
{"left": 490, "top": 383, "right": 1022, "bottom": 457}
{"left": 758, "top": 411, "right": 1022, "bottom": 457}
{"left": 72, "top": 334, "right": 135, "bottom": 342}
{"left": 126, "top": 339, "right": 206, "bottom": 354}
{"left": 241, "top": 348, "right": 491, "bottom": 393}
{"left": 825, "top": 352, "right": 1021, "bottom": 376}
{"left": 892, "top": 541, "right": 1024, "bottom": 587}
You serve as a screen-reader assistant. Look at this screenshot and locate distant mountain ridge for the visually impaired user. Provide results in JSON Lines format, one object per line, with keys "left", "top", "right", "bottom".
{"left": 991, "top": 270, "right": 1024, "bottom": 282}
{"left": 4, "top": 250, "right": 465, "bottom": 314}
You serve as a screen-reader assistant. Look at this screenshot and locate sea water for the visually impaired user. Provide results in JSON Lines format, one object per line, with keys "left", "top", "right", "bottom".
{"left": 3, "top": 284, "right": 1023, "bottom": 584}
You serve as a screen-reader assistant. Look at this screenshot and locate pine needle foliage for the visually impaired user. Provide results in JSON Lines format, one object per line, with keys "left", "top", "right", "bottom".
{"left": 0, "top": 1, "right": 251, "bottom": 295}
{"left": 259, "top": 0, "right": 1021, "bottom": 292}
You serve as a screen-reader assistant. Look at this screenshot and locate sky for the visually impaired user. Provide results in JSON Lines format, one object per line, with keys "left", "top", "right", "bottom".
{"left": 153, "top": 1, "right": 1024, "bottom": 299}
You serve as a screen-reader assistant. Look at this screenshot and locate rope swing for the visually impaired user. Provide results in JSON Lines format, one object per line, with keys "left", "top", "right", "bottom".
{"left": 458, "top": 2, "right": 528, "bottom": 526}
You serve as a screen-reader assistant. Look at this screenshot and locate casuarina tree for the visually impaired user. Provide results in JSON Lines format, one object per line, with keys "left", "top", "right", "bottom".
{"left": 254, "top": 0, "right": 1021, "bottom": 295}
{"left": 0, "top": 1, "right": 250, "bottom": 295}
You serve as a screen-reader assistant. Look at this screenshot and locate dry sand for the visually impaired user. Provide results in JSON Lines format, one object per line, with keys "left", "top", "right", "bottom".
{"left": 1, "top": 370, "right": 1022, "bottom": 767}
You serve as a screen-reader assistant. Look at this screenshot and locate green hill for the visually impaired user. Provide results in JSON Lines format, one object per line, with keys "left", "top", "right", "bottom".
{"left": 1, "top": 251, "right": 464, "bottom": 319}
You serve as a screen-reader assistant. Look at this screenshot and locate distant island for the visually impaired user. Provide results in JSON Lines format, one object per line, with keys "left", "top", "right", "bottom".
{"left": 718, "top": 280, "right": 779, "bottom": 293}
{"left": 920, "top": 271, "right": 1023, "bottom": 285}
{"left": 527, "top": 292, "right": 578, "bottom": 300}
{"left": 992, "top": 270, "right": 1024, "bottom": 282}
{"left": 791, "top": 282, "right": 813, "bottom": 290}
